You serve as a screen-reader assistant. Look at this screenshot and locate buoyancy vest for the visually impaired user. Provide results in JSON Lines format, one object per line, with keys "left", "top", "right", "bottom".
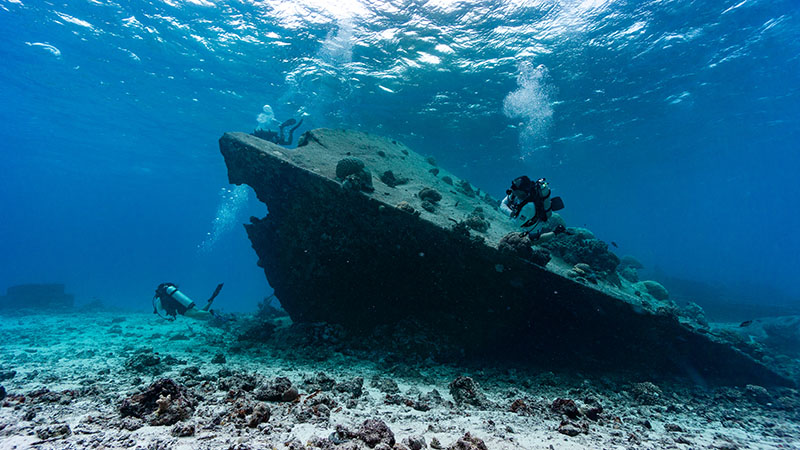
{"left": 511, "top": 179, "right": 552, "bottom": 229}
{"left": 523, "top": 179, "right": 552, "bottom": 227}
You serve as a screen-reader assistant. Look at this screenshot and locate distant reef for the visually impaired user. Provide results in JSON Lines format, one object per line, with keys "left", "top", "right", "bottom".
{"left": 220, "top": 129, "right": 793, "bottom": 386}
{"left": 0, "top": 283, "right": 74, "bottom": 310}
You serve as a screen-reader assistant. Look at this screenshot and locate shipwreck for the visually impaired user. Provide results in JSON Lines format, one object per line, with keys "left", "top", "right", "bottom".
{"left": 220, "top": 128, "right": 793, "bottom": 387}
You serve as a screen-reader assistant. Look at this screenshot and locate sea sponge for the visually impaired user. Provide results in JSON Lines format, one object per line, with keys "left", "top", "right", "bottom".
{"left": 498, "top": 233, "right": 551, "bottom": 266}
{"left": 498, "top": 232, "right": 532, "bottom": 257}
{"left": 336, "top": 157, "right": 373, "bottom": 192}
{"left": 678, "top": 302, "right": 708, "bottom": 328}
{"left": 421, "top": 200, "right": 437, "bottom": 213}
{"left": 450, "top": 221, "right": 485, "bottom": 245}
{"left": 379, "top": 170, "right": 409, "bottom": 187}
{"left": 637, "top": 280, "right": 669, "bottom": 300}
{"left": 336, "top": 157, "right": 365, "bottom": 179}
{"left": 620, "top": 266, "right": 639, "bottom": 283}
{"left": 395, "top": 201, "right": 417, "bottom": 215}
{"left": 418, "top": 187, "right": 442, "bottom": 203}
{"left": 541, "top": 234, "right": 619, "bottom": 275}
{"left": 465, "top": 208, "right": 490, "bottom": 233}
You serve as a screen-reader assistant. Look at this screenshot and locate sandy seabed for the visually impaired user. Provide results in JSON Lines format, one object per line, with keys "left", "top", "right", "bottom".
{"left": 0, "top": 311, "right": 798, "bottom": 450}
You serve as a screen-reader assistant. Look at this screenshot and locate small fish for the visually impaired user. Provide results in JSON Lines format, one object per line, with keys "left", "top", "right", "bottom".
{"left": 611, "top": 241, "right": 618, "bottom": 248}
{"left": 739, "top": 320, "right": 753, "bottom": 327}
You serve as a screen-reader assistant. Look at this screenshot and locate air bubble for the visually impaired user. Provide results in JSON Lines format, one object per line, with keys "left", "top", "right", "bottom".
{"left": 198, "top": 185, "right": 250, "bottom": 252}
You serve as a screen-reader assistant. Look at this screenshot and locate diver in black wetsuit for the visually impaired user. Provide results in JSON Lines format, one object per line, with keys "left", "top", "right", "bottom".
{"left": 500, "top": 175, "right": 567, "bottom": 242}
{"left": 153, "top": 283, "right": 223, "bottom": 321}
{"left": 252, "top": 117, "right": 304, "bottom": 145}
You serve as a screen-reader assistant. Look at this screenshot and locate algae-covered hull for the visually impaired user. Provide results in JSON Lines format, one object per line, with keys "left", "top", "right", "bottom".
{"left": 220, "top": 129, "right": 792, "bottom": 386}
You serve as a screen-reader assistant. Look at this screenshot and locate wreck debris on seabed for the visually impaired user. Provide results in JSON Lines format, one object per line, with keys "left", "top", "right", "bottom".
{"left": 0, "top": 310, "right": 799, "bottom": 450}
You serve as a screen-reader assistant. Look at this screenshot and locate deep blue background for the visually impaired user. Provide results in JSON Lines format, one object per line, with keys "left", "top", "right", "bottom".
{"left": 1, "top": 0, "right": 798, "bottom": 315}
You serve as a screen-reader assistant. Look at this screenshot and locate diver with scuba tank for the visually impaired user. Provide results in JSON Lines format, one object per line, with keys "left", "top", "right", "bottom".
{"left": 500, "top": 175, "right": 568, "bottom": 242}
{"left": 251, "top": 117, "right": 304, "bottom": 146}
{"left": 153, "top": 282, "right": 224, "bottom": 321}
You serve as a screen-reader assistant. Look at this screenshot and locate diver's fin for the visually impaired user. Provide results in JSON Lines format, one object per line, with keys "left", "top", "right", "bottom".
{"left": 290, "top": 117, "right": 304, "bottom": 131}
{"left": 203, "top": 283, "right": 224, "bottom": 311}
{"left": 550, "top": 196, "right": 565, "bottom": 211}
{"left": 280, "top": 118, "right": 296, "bottom": 128}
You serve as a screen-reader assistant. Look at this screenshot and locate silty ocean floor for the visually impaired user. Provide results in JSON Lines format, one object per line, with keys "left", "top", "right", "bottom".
{"left": 0, "top": 310, "right": 799, "bottom": 450}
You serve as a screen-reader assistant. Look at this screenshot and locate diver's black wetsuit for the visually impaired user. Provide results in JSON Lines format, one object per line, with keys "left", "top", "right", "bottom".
{"left": 154, "top": 283, "right": 190, "bottom": 319}
{"left": 278, "top": 118, "right": 303, "bottom": 145}
{"left": 252, "top": 117, "right": 304, "bottom": 145}
{"left": 161, "top": 295, "right": 190, "bottom": 318}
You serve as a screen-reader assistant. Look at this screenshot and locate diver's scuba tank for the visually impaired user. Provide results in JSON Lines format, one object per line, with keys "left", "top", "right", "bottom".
{"left": 153, "top": 282, "right": 196, "bottom": 320}
{"left": 163, "top": 285, "right": 195, "bottom": 309}
{"left": 537, "top": 179, "right": 551, "bottom": 201}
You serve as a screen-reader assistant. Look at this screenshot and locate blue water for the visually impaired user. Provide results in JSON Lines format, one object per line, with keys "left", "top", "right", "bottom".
{"left": 1, "top": 0, "right": 798, "bottom": 313}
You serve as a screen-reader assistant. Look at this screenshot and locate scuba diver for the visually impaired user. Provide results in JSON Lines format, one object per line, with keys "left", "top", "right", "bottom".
{"left": 153, "top": 282, "right": 224, "bottom": 321}
{"left": 500, "top": 175, "right": 567, "bottom": 242}
{"left": 252, "top": 117, "right": 304, "bottom": 146}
